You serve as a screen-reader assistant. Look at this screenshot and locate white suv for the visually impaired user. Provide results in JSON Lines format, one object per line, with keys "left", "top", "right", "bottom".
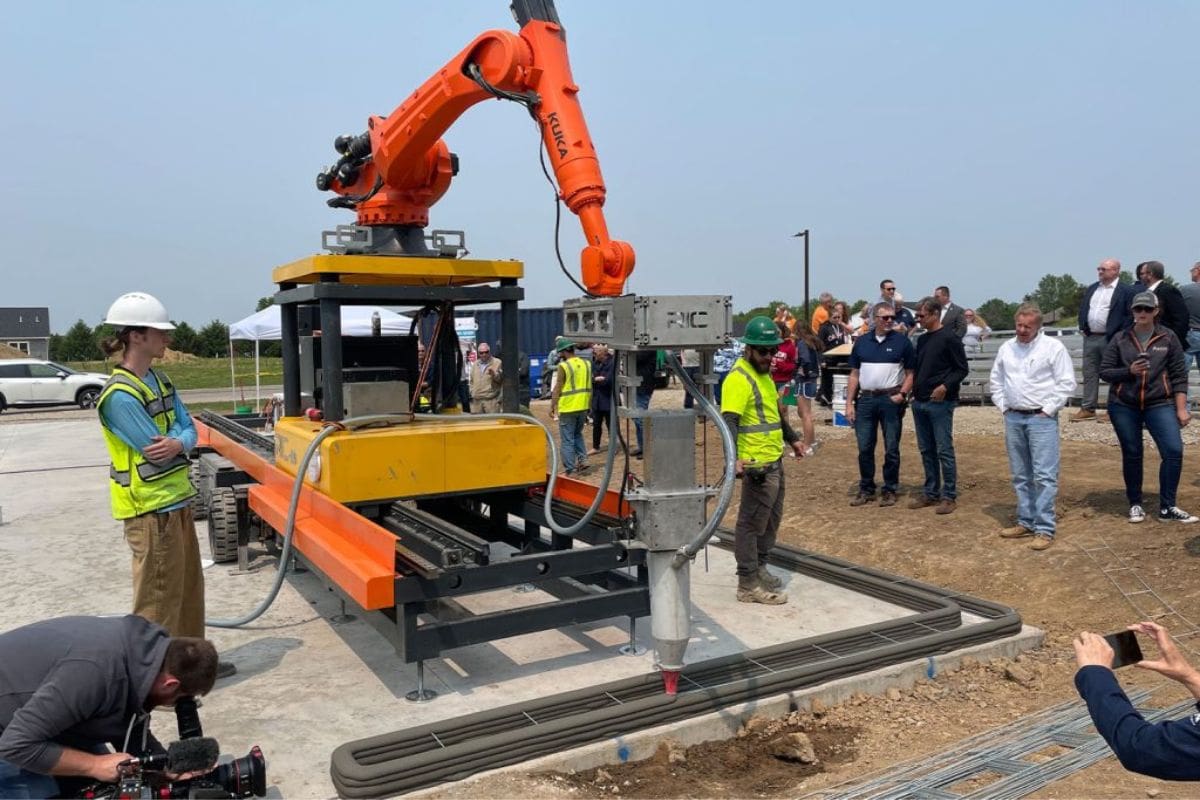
{"left": 0, "top": 359, "right": 110, "bottom": 412}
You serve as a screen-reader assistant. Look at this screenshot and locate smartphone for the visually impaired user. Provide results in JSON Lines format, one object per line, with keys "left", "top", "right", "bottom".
{"left": 1104, "top": 630, "right": 1144, "bottom": 669}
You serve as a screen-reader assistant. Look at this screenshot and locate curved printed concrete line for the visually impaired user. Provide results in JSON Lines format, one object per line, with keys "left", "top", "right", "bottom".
{"left": 330, "top": 538, "right": 1021, "bottom": 797}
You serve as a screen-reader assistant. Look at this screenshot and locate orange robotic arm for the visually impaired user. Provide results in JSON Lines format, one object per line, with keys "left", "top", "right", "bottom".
{"left": 317, "top": 1, "right": 634, "bottom": 296}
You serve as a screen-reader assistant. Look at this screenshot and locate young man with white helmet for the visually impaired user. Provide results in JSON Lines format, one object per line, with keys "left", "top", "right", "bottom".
{"left": 98, "top": 292, "right": 234, "bottom": 678}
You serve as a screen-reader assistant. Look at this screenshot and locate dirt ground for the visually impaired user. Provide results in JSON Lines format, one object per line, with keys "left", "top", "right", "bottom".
{"left": 435, "top": 392, "right": 1200, "bottom": 799}
{"left": 13, "top": 396, "right": 1200, "bottom": 797}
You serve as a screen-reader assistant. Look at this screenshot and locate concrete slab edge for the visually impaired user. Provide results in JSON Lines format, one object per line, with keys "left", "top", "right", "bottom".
{"left": 408, "top": 624, "right": 1044, "bottom": 797}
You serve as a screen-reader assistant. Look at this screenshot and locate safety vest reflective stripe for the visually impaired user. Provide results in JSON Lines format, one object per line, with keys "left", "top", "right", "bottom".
{"left": 136, "top": 455, "right": 191, "bottom": 480}
{"left": 557, "top": 357, "right": 592, "bottom": 413}
{"left": 724, "top": 359, "right": 784, "bottom": 464}
{"left": 732, "top": 366, "right": 776, "bottom": 432}
{"left": 99, "top": 367, "right": 195, "bottom": 519}
{"left": 103, "top": 372, "right": 175, "bottom": 419}
{"left": 110, "top": 466, "right": 131, "bottom": 487}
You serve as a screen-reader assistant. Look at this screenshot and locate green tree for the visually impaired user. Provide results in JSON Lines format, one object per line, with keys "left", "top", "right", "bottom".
{"left": 255, "top": 295, "right": 274, "bottom": 311}
{"left": 48, "top": 333, "right": 64, "bottom": 361}
{"left": 170, "top": 321, "right": 199, "bottom": 354}
{"left": 1025, "top": 274, "right": 1082, "bottom": 316}
{"left": 1119, "top": 270, "right": 1135, "bottom": 285}
{"left": 977, "top": 298, "right": 1020, "bottom": 329}
{"left": 60, "top": 319, "right": 102, "bottom": 361}
{"left": 196, "top": 320, "right": 229, "bottom": 358}
{"left": 733, "top": 300, "right": 792, "bottom": 325}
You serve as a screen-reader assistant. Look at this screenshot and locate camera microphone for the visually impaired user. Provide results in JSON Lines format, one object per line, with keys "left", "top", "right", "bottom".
{"left": 167, "top": 737, "right": 220, "bottom": 773}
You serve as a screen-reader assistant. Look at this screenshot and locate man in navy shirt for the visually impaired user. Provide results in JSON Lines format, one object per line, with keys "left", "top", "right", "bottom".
{"left": 1074, "top": 620, "right": 1200, "bottom": 780}
{"left": 846, "top": 304, "right": 916, "bottom": 507}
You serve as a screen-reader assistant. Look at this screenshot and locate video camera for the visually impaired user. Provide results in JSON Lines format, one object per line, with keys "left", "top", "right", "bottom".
{"left": 83, "top": 697, "right": 266, "bottom": 799}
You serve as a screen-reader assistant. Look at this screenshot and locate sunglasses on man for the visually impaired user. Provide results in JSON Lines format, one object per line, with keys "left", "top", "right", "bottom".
{"left": 1132, "top": 306, "right": 1156, "bottom": 314}
{"left": 750, "top": 345, "right": 779, "bottom": 356}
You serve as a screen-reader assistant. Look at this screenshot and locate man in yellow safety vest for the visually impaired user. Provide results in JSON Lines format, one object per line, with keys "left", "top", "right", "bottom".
{"left": 720, "top": 316, "right": 808, "bottom": 604}
{"left": 97, "top": 291, "right": 234, "bottom": 679}
{"left": 549, "top": 337, "right": 593, "bottom": 475}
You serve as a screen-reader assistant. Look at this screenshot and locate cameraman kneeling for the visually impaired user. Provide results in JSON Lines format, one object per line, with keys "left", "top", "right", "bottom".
{"left": 0, "top": 614, "right": 218, "bottom": 798}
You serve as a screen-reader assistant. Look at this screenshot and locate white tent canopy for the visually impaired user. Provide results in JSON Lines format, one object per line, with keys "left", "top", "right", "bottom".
{"left": 227, "top": 305, "right": 413, "bottom": 408}
{"left": 228, "top": 304, "right": 412, "bottom": 341}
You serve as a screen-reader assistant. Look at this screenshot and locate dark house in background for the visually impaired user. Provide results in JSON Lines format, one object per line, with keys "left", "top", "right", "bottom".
{"left": 0, "top": 307, "right": 51, "bottom": 358}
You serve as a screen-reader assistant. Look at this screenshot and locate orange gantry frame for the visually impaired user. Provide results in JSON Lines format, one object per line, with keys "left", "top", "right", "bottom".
{"left": 327, "top": 15, "right": 634, "bottom": 296}
{"left": 196, "top": 418, "right": 626, "bottom": 612}
{"left": 196, "top": 418, "right": 398, "bottom": 610}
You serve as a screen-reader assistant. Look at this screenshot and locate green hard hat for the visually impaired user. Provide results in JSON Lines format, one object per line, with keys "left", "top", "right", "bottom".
{"left": 741, "top": 315, "right": 783, "bottom": 347}
{"left": 555, "top": 336, "right": 576, "bottom": 353}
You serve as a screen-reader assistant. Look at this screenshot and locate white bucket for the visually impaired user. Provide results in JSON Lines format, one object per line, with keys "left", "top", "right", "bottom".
{"left": 831, "top": 374, "right": 851, "bottom": 427}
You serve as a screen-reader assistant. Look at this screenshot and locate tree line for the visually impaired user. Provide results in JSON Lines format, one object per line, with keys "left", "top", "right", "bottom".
{"left": 49, "top": 297, "right": 278, "bottom": 362}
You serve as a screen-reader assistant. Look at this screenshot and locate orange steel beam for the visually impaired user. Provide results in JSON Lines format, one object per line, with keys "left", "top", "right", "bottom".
{"left": 543, "top": 474, "right": 624, "bottom": 519}
{"left": 195, "top": 418, "right": 398, "bottom": 610}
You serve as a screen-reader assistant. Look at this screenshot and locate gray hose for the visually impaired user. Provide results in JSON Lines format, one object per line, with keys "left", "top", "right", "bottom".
{"left": 662, "top": 351, "right": 736, "bottom": 568}
{"left": 410, "top": 400, "right": 620, "bottom": 536}
{"left": 206, "top": 421, "right": 342, "bottom": 628}
{"left": 206, "top": 401, "right": 620, "bottom": 628}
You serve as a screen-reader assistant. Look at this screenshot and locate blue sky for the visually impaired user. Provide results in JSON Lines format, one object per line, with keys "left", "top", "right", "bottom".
{"left": 2, "top": 1, "right": 1197, "bottom": 331}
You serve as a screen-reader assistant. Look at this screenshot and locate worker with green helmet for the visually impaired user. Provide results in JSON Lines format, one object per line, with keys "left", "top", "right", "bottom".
{"left": 550, "top": 337, "right": 593, "bottom": 475}
{"left": 720, "top": 315, "right": 808, "bottom": 604}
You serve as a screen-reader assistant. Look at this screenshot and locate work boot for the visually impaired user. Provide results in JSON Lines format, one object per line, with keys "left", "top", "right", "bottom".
{"left": 907, "top": 495, "right": 938, "bottom": 509}
{"left": 1070, "top": 408, "right": 1096, "bottom": 422}
{"left": 1029, "top": 534, "right": 1054, "bottom": 551}
{"left": 879, "top": 491, "right": 898, "bottom": 507}
{"left": 736, "top": 575, "right": 787, "bottom": 605}
{"left": 756, "top": 566, "right": 783, "bottom": 591}
{"left": 999, "top": 525, "right": 1033, "bottom": 539}
{"left": 936, "top": 499, "right": 957, "bottom": 515}
{"left": 849, "top": 491, "right": 875, "bottom": 507}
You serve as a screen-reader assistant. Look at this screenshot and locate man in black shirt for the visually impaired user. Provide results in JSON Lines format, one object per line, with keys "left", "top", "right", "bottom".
{"left": 908, "top": 297, "right": 969, "bottom": 514}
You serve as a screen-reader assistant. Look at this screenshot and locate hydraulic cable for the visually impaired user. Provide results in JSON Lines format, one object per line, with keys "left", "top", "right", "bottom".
{"left": 408, "top": 398, "right": 620, "bottom": 536}
{"left": 660, "top": 350, "right": 736, "bottom": 567}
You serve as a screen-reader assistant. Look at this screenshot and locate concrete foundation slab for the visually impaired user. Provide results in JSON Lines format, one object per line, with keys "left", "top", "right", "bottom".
{"left": 0, "top": 420, "right": 1041, "bottom": 798}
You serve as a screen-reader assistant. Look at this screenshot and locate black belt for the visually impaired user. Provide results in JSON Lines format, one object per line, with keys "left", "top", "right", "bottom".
{"left": 859, "top": 386, "right": 902, "bottom": 397}
{"left": 1008, "top": 407, "right": 1043, "bottom": 415}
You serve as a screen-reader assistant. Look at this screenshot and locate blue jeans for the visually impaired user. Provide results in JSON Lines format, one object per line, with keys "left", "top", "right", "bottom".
{"left": 1187, "top": 331, "right": 1200, "bottom": 397}
{"left": 853, "top": 394, "right": 903, "bottom": 494}
{"left": 1003, "top": 412, "right": 1060, "bottom": 536}
{"left": 559, "top": 411, "right": 588, "bottom": 473}
{"left": 912, "top": 400, "right": 957, "bottom": 500}
{"left": 1108, "top": 402, "right": 1184, "bottom": 508}
{"left": 713, "top": 372, "right": 729, "bottom": 406}
{"left": 0, "top": 759, "right": 59, "bottom": 799}
{"left": 633, "top": 389, "right": 652, "bottom": 450}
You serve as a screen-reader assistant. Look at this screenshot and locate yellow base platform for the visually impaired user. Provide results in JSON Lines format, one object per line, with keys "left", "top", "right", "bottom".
{"left": 272, "top": 416, "right": 547, "bottom": 503}
{"left": 272, "top": 254, "right": 524, "bottom": 286}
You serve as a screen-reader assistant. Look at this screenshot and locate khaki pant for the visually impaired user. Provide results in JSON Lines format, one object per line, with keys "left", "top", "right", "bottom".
{"left": 733, "top": 460, "right": 785, "bottom": 577}
{"left": 124, "top": 506, "right": 205, "bottom": 637}
{"left": 473, "top": 396, "right": 502, "bottom": 414}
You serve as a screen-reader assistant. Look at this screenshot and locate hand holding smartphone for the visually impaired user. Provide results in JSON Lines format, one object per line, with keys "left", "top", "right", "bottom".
{"left": 1104, "top": 630, "right": 1144, "bottom": 669}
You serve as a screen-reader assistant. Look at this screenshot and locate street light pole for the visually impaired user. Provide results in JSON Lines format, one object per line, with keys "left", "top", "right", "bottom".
{"left": 793, "top": 230, "right": 810, "bottom": 325}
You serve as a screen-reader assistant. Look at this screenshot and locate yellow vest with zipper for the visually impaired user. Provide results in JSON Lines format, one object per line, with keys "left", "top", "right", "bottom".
{"left": 720, "top": 357, "right": 784, "bottom": 465}
{"left": 556, "top": 356, "right": 592, "bottom": 414}
{"left": 99, "top": 367, "right": 195, "bottom": 520}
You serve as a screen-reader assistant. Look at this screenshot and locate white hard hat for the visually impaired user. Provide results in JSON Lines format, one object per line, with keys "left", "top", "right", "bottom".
{"left": 104, "top": 292, "right": 176, "bottom": 330}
